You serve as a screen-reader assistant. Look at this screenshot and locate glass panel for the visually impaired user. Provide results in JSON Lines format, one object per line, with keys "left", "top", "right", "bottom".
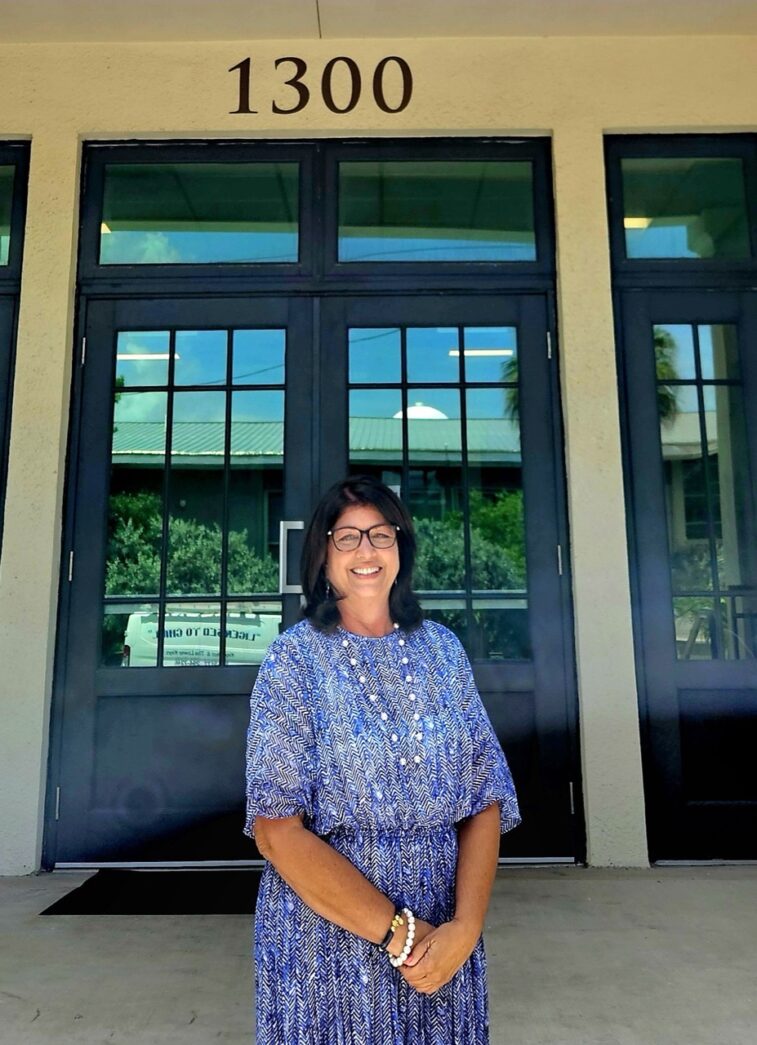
{"left": 167, "top": 392, "right": 226, "bottom": 596}
{"left": 422, "top": 599, "right": 468, "bottom": 650}
{"left": 658, "top": 323, "right": 756, "bottom": 661}
{"left": 224, "top": 602, "right": 282, "bottom": 665}
{"left": 349, "top": 389, "right": 403, "bottom": 474}
{"left": 102, "top": 390, "right": 168, "bottom": 664}
{"left": 462, "top": 326, "right": 518, "bottom": 383}
{"left": 407, "top": 390, "right": 464, "bottom": 592}
{"left": 115, "top": 331, "right": 170, "bottom": 388}
{"left": 466, "top": 389, "right": 526, "bottom": 591}
{"left": 99, "top": 163, "right": 299, "bottom": 264}
{"left": 338, "top": 160, "right": 536, "bottom": 262}
{"left": 228, "top": 391, "right": 284, "bottom": 596}
{"left": 233, "top": 329, "right": 286, "bottom": 385}
{"left": 0, "top": 165, "right": 15, "bottom": 265}
{"left": 621, "top": 157, "right": 750, "bottom": 259}
{"left": 174, "top": 330, "right": 227, "bottom": 386}
{"left": 674, "top": 597, "right": 716, "bottom": 660}
{"left": 653, "top": 325, "right": 696, "bottom": 383}
{"left": 349, "top": 328, "right": 401, "bottom": 384}
{"left": 471, "top": 601, "right": 531, "bottom": 661}
{"left": 108, "top": 603, "right": 160, "bottom": 668}
{"left": 162, "top": 603, "right": 222, "bottom": 666}
{"left": 698, "top": 324, "right": 740, "bottom": 381}
{"left": 406, "top": 327, "right": 460, "bottom": 384}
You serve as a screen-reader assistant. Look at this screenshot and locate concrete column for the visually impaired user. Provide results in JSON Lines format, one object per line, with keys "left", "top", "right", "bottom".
{"left": 0, "top": 131, "right": 80, "bottom": 875}
{"left": 552, "top": 124, "right": 649, "bottom": 866}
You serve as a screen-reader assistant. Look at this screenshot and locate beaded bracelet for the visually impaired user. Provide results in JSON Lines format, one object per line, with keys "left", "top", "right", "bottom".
{"left": 379, "top": 907, "right": 405, "bottom": 950}
{"left": 388, "top": 907, "right": 415, "bottom": 968}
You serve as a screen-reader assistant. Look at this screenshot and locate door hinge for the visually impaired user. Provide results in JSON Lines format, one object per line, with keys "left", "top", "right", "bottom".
{"left": 55, "top": 786, "right": 61, "bottom": 821}
{"left": 569, "top": 780, "right": 575, "bottom": 816}
{"left": 547, "top": 331, "right": 552, "bottom": 359}
{"left": 68, "top": 550, "right": 74, "bottom": 582}
{"left": 557, "top": 544, "right": 563, "bottom": 576}
{"left": 80, "top": 337, "right": 87, "bottom": 366}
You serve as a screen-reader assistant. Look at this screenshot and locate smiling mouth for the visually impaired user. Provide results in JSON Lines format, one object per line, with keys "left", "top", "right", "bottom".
{"left": 351, "top": 566, "right": 382, "bottom": 576}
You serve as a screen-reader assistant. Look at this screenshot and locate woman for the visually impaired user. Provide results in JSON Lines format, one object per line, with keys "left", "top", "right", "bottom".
{"left": 244, "top": 475, "right": 521, "bottom": 1044}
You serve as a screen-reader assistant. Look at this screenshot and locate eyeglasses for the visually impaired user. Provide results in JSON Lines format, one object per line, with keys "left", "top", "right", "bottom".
{"left": 327, "top": 524, "right": 400, "bottom": 552}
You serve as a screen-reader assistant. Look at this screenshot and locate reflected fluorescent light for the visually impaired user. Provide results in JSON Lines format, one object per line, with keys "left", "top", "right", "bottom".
{"left": 624, "top": 217, "right": 653, "bottom": 229}
{"left": 448, "top": 349, "right": 514, "bottom": 357}
{"left": 100, "top": 222, "right": 112, "bottom": 234}
{"left": 116, "top": 353, "right": 176, "bottom": 361}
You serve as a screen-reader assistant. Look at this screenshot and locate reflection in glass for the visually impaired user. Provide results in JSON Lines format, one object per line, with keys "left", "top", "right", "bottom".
{"left": 466, "top": 389, "right": 525, "bottom": 593}
{"left": 100, "top": 163, "right": 299, "bottom": 264}
{"left": 349, "top": 328, "right": 401, "bottom": 384}
{"left": 349, "top": 389, "right": 403, "bottom": 475}
{"left": 338, "top": 160, "right": 536, "bottom": 262}
{"left": 224, "top": 602, "right": 282, "bottom": 665}
{"left": 228, "top": 391, "right": 284, "bottom": 595}
{"left": 161, "top": 603, "right": 222, "bottom": 666}
{"left": 168, "top": 392, "right": 225, "bottom": 596}
{"left": 233, "top": 329, "right": 285, "bottom": 385}
{"left": 658, "top": 323, "right": 755, "bottom": 660}
{"left": 406, "top": 327, "right": 459, "bottom": 383}
{"left": 174, "top": 330, "right": 227, "bottom": 386}
{"left": 102, "top": 603, "right": 160, "bottom": 667}
{"left": 462, "top": 327, "right": 518, "bottom": 383}
{"left": 116, "top": 331, "right": 170, "bottom": 388}
{"left": 0, "top": 165, "right": 15, "bottom": 264}
{"left": 622, "top": 156, "right": 750, "bottom": 259}
{"left": 471, "top": 602, "right": 531, "bottom": 660}
{"left": 698, "top": 324, "right": 740, "bottom": 381}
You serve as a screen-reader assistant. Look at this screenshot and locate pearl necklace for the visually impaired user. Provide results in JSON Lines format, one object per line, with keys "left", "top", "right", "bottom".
{"left": 339, "top": 623, "right": 425, "bottom": 770}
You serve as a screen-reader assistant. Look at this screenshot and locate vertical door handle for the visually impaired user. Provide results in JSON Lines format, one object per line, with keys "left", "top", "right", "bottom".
{"left": 279, "top": 520, "right": 305, "bottom": 594}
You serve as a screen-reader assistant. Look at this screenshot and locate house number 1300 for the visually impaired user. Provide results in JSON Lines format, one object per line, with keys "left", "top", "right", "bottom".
{"left": 228, "top": 56, "right": 413, "bottom": 115}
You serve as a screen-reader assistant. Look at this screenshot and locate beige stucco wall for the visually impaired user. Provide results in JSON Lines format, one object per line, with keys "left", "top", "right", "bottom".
{"left": 0, "top": 35, "right": 755, "bottom": 874}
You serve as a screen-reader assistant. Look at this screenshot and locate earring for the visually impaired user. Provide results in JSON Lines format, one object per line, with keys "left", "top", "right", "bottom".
{"left": 325, "top": 579, "right": 332, "bottom": 599}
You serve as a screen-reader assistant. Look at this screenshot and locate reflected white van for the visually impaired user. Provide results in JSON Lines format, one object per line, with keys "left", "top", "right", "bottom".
{"left": 122, "top": 606, "right": 281, "bottom": 667}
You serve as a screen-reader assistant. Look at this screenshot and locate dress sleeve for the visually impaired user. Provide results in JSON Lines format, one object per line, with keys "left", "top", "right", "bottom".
{"left": 243, "top": 641, "right": 316, "bottom": 840}
{"left": 455, "top": 643, "right": 522, "bottom": 835}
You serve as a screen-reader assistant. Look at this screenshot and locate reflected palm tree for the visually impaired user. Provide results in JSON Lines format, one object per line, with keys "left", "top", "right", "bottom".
{"left": 500, "top": 327, "right": 680, "bottom": 425}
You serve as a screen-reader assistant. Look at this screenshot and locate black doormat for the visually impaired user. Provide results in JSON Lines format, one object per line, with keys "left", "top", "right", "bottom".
{"left": 40, "top": 869, "right": 261, "bottom": 915}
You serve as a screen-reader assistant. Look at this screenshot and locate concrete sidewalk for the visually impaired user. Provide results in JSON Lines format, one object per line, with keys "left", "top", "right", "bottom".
{"left": 0, "top": 866, "right": 755, "bottom": 1044}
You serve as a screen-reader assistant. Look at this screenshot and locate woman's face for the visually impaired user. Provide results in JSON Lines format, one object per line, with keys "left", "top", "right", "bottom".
{"left": 325, "top": 502, "right": 400, "bottom": 614}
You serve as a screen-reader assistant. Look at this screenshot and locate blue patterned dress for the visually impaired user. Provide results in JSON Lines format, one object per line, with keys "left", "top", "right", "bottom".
{"left": 244, "top": 618, "right": 521, "bottom": 1044}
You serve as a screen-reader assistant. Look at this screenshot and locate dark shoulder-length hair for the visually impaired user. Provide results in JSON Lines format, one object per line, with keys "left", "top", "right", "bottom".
{"left": 301, "top": 475, "right": 424, "bottom": 634}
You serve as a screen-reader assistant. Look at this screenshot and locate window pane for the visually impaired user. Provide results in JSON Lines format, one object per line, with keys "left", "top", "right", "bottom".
{"left": 0, "top": 165, "right": 15, "bottom": 265}
{"left": 658, "top": 323, "right": 756, "bottom": 661}
{"left": 115, "top": 331, "right": 170, "bottom": 388}
{"left": 228, "top": 391, "right": 284, "bottom": 596}
{"left": 174, "top": 330, "right": 228, "bottom": 386}
{"left": 168, "top": 392, "right": 226, "bottom": 597}
{"left": 233, "top": 329, "right": 285, "bottom": 385}
{"left": 338, "top": 160, "right": 536, "bottom": 262}
{"left": 349, "top": 328, "right": 401, "bottom": 384}
{"left": 105, "top": 603, "right": 160, "bottom": 668}
{"left": 162, "top": 603, "right": 222, "bottom": 666}
{"left": 462, "top": 326, "right": 518, "bottom": 383}
{"left": 102, "top": 390, "right": 168, "bottom": 664}
{"left": 406, "top": 327, "right": 460, "bottom": 384}
{"left": 621, "top": 157, "right": 750, "bottom": 259}
{"left": 224, "top": 602, "right": 282, "bottom": 665}
{"left": 349, "top": 389, "right": 403, "bottom": 474}
{"left": 99, "top": 163, "right": 299, "bottom": 264}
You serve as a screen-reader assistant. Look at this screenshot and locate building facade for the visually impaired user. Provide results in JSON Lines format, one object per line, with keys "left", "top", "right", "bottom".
{"left": 0, "top": 14, "right": 755, "bottom": 874}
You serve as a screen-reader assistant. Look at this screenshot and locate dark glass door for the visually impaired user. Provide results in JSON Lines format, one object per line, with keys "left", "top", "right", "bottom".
{"left": 622, "top": 290, "right": 757, "bottom": 859}
{"left": 319, "top": 295, "right": 578, "bottom": 861}
{"left": 50, "top": 296, "right": 313, "bottom": 863}
{"left": 49, "top": 292, "right": 579, "bottom": 865}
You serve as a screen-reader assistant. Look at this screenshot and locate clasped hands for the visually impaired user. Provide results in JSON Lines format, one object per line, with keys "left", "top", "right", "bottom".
{"left": 397, "top": 917, "right": 479, "bottom": 995}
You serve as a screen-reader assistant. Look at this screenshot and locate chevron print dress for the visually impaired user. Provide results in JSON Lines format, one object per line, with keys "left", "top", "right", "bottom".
{"left": 244, "top": 618, "right": 521, "bottom": 1044}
